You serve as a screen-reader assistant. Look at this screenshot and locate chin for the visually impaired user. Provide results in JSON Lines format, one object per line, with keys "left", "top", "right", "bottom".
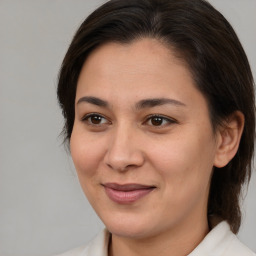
{"left": 101, "top": 214, "right": 159, "bottom": 239}
{"left": 108, "top": 225, "right": 151, "bottom": 239}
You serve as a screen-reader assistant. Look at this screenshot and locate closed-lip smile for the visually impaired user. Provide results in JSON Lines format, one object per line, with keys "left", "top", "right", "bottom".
{"left": 102, "top": 183, "right": 156, "bottom": 204}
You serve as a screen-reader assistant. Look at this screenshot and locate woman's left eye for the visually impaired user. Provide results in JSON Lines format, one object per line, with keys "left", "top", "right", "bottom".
{"left": 144, "top": 115, "right": 176, "bottom": 127}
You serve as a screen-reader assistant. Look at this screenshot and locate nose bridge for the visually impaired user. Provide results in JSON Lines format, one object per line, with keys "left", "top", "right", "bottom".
{"left": 104, "top": 121, "right": 144, "bottom": 171}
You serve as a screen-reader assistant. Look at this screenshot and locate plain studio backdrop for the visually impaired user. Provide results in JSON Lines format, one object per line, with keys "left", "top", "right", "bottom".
{"left": 0, "top": 0, "right": 255, "bottom": 255}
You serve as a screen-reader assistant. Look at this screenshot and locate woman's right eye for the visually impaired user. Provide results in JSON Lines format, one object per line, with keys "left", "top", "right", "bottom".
{"left": 82, "top": 113, "right": 110, "bottom": 126}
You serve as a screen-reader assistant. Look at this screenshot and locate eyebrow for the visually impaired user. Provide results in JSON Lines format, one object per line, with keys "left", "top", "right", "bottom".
{"left": 77, "top": 96, "right": 109, "bottom": 107}
{"left": 135, "top": 98, "right": 186, "bottom": 109}
{"left": 77, "top": 96, "right": 186, "bottom": 109}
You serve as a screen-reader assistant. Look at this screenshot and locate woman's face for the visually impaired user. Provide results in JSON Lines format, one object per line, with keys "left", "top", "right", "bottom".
{"left": 70, "top": 39, "right": 220, "bottom": 239}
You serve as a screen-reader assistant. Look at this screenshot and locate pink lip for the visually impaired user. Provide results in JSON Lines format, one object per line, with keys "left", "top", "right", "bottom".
{"left": 103, "top": 183, "right": 156, "bottom": 204}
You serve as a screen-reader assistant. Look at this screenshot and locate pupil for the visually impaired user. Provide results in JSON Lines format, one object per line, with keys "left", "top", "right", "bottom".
{"left": 91, "top": 115, "right": 101, "bottom": 124}
{"left": 152, "top": 117, "right": 163, "bottom": 126}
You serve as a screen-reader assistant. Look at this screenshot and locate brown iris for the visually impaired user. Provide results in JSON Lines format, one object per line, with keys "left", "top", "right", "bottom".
{"left": 90, "top": 115, "right": 103, "bottom": 124}
{"left": 151, "top": 117, "right": 163, "bottom": 126}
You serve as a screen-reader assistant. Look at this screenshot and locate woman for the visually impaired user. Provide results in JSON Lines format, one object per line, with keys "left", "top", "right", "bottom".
{"left": 56, "top": 0, "right": 255, "bottom": 255}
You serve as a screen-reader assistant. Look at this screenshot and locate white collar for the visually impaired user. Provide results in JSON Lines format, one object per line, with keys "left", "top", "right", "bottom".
{"left": 188, "top": 221, "right": 234, "bottom": 255}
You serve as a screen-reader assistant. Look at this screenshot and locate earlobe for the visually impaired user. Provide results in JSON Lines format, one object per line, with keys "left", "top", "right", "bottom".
{"left": 214, "top": 111, "right": 244, "bottom": 168}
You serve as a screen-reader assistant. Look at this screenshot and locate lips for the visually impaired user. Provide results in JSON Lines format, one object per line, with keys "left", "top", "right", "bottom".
{"left": 103, "top": 183, "right": 156, "bottom": 204}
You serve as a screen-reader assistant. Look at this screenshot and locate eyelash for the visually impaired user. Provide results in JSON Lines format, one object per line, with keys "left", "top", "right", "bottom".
{"left": 81, "top": 113, "right": 177, "bottom": 128}
{"left": 143, "top": 114, "right": 177, "bottom": 127}
{"left": 81, "top": 113, "right": 110, "bottom": 126}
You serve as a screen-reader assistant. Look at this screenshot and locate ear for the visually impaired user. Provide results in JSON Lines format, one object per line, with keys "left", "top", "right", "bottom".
{"left": 214, "top": 111, "right": 244, "bottom": 168}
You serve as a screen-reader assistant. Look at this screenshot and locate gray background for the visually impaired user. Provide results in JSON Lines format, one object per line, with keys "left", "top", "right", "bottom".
{"left": 0, "top": 0, "right": 255, "bottom": 255}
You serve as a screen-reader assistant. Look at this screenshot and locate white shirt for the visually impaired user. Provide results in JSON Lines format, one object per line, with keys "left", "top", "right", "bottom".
{"left": 56, "top": 221, "right": 255, "bottom": 256}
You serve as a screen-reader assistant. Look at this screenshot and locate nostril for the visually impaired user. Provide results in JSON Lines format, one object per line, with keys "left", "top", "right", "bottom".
{"left": 106, "top": 162, "right": 135, "bottom": 172}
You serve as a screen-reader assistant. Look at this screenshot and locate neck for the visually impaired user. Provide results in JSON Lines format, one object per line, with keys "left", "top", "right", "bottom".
{"left": 108, "top": 215, "right": 209, "bottom": 256}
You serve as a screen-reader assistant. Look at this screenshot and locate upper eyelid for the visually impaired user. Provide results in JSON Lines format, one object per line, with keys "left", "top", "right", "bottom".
{"left": 81, "top": 112, "right": 109, "bottom": 121}
{"left": 145, "top": 114, "right": 177, "bottom": 122}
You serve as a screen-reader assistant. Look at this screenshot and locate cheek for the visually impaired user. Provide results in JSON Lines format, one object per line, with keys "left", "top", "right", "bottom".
{"left": 70, "top": 127, "right": 105, "bottom": 180}
{"left": 70, "top": 129, "right": 108, "bottom": 207}
{"left": 148, "top": 129, "right": 216, "bottom": 193}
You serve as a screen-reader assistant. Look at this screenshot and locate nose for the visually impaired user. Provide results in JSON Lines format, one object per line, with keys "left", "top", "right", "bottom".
{"left": 104, "top": 125, "right": 145, "bottom": 172}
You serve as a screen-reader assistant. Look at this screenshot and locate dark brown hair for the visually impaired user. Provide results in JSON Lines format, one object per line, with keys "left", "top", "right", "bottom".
{"left": 57, "top": 0, "right": 255, "bottom": 233}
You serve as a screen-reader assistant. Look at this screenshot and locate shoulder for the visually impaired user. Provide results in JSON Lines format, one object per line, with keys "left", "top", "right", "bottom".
{"left": 54, "top": 229, "right": 110, "bottom": 256}
{"left": 189, "top": 220, "right": 255, "bottom": 256}
{"left": 224, "top": 234, "right": 256, "bottom": 256}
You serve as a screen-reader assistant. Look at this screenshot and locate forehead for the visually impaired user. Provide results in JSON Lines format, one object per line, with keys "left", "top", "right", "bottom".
{"left": 76, "top": 38, "right": 197, "bottom": 99}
